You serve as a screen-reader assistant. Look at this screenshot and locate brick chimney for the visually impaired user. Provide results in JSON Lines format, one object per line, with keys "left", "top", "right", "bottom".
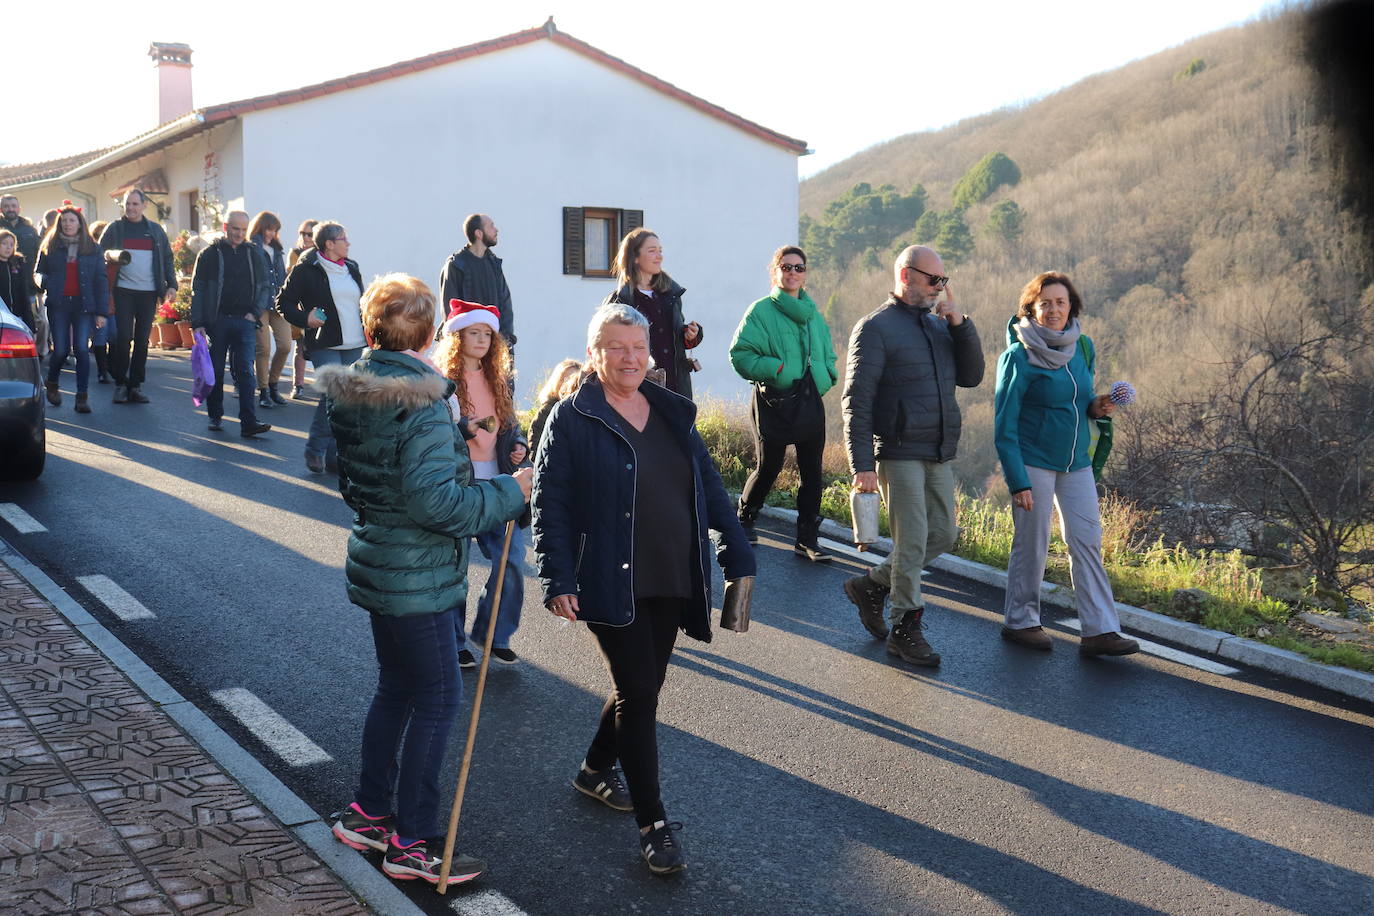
{"left": 149, "top": 42, "right": 193, "bottom": 125}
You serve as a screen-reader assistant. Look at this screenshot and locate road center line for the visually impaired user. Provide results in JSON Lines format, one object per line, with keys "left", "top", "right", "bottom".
{"left": 451, "top": 890, "right": 529, "bottom": 915}
{"left": 76, "top": 574, "right": 156, "bottom": 621}
{"left": 0, "top": 503, "right": 46, "bottom": 534}
{"left": 1057, "top": 618, "right": 1242, "bottom": 675}
{"left": 210, "top": 688, "right": 333, "bottom": 767}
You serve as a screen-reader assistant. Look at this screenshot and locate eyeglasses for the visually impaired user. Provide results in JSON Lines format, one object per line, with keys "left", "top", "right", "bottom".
{"left": 905, "top": 265, "right": 949, "bottom": 288}
{"left": 778, "top": 263, "right": 807, "bottom": 273}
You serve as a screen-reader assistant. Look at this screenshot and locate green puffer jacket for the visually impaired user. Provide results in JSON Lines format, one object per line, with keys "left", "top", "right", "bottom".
{"left": 728, "top": 287, "right": 838, "bottom": 395}
{"left": 316, "top": 349, "right": 526, "bottom": 617}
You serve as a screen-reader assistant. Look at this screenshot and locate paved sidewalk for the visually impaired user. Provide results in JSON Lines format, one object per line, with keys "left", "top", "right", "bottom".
{"left": 0, "top": 561, "right": 369, "bottom": 915}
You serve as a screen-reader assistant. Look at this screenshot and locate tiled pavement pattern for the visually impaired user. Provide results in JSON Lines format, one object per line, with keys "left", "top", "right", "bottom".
{"left": 0, "top": 564, "right": 370, "bottom": 915}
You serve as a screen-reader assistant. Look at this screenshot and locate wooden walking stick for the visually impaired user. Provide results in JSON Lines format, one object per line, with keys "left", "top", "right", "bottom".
{"left": 437, "top": 519, "right": 516, "bottom": 894}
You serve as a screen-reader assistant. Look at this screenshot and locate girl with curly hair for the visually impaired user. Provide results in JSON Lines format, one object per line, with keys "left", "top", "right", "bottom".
{"left": 433, "top": 298, "right": 530, "bottom": 667}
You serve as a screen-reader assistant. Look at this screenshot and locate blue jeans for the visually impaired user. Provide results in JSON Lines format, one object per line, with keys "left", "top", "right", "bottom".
{"left": 458, "top": 523, "right": 526, "bottom": 652}
{"left": 206, "top": 315, "right": 259, "bottom": 424}
{"left": 46, "top": 297, "right": 92, "bottom": 393}
{"left": 307, "top": 347, "right": 363, "bottom": 461}
{"left": 356, "top": 608, "right": 463, "bottom": 839}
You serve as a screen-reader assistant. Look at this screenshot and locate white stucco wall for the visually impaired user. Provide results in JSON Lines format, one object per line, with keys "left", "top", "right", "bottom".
{"left": 239, "top": 38, "right": 799, "bottom": 401}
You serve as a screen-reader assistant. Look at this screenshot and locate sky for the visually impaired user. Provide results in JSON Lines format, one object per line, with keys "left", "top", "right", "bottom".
{"left": 11, "top": 0, "right": 1282, "bottom": 179}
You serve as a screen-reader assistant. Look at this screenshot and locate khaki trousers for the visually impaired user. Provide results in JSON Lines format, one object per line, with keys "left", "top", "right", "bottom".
{"left": 869, "top": 458, "right": 958, "bottom": 620}
{"left": 255, "top": 309, "right": 293, "bottom": 387}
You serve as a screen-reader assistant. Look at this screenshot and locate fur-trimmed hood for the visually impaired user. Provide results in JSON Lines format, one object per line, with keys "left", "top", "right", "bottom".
{"left": 314, "top": 350, "right": 453, "bottom": 408}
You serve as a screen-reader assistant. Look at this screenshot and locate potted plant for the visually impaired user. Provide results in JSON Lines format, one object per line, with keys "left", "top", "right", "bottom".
{"left": 155, "top": 300, "right": 181, "bottom": 348}
{"left": 171, "top": 230, "right": 197, "bottom": 281}
{"left": 173, "top": 287, "right": 195, "bottom": 347}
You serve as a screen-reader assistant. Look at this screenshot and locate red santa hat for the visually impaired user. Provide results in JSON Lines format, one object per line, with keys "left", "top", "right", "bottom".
{"left": 443, "top": 299, "right": 501, "bottom": 335}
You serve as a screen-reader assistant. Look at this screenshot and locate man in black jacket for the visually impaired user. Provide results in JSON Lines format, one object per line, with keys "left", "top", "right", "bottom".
{"left": 190, "top": 211, "right": 271, "bottom": 438}
{"left": 841, "top": 245, "right": 984, "bottom": 667}
{"left": 0, "top": 196, "right": 40, "bottom": 267}
{"left": 98, "top": 189, "right": 178, "bottom": 404}
{"left": 439, "top": 214, "right": 515, "bottom": 349}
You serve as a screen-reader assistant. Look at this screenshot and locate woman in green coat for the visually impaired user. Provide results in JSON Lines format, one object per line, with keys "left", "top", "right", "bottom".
{"left": 729, "top": 246, "right": 838, "bottom": 561}
{"left": 319, "top": 273, "right": 531, "bottom": 886}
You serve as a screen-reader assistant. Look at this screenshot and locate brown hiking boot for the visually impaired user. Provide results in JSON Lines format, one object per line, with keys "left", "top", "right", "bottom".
{"left": 74, "top": 393, "right": 91, "bottom": 414}
{"left": 45, "top": 382, "right": 60, "bottom": 406}
{"left": 844, "top": 574, "right": 890, "bottom": 639}
{"left": 887, "top": 609, "right": 940, "bottom": 667}
{"left": 1079, "top": 632, "right": 1140, "bottom": 657}
{"left": 1001, "top": 625, "right": 1052, "bottom": 650}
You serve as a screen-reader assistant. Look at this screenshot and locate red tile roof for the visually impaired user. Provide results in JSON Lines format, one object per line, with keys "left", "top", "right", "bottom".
{"left": 0, "top": 20, "right": 805, "bottom": 189}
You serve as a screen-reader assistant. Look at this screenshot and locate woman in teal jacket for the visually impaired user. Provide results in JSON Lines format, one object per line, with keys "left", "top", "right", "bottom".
{"left": 729, "top": 246, "right": 838, "bottom": 561}
{"left": 319, "top": 273, "right": 531, "bottom": 887}
{"left": 993, "top": 271, "right": 1138, "bottom": 657}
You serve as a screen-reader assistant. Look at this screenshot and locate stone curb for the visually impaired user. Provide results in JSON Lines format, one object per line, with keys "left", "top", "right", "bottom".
{"left": 0, "top": 536, "right": 421, "bottom": 916}
{"left": 757, "top": 504, "right": 1374, "bottom": 704}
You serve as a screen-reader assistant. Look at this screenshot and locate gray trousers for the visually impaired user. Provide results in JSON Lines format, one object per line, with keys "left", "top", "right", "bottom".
{"left": 869, "top": 458, "right": 957, "bottom": 621}
{"left": 1004, "top": 466, "right": 1120, "bottom": 637}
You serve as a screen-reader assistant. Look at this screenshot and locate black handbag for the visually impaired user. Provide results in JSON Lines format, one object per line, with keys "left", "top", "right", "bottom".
{"left": 751, "top": 336, "right": 824, "bottom": 444}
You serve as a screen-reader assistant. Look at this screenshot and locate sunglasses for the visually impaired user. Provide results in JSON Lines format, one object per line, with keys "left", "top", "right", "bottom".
{"left": 778, "top": 263, "right": 807, "bottom": 273}
{"left": 906, "top": 265, "right": 949, "bottom": 287}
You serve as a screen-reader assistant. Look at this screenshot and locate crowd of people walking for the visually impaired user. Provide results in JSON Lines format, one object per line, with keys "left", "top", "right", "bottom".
{"left": 0, "top": 187, "right": 1143, "bottom": 887}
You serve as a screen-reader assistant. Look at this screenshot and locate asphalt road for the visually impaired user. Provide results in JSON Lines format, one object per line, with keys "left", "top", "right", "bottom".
{"left": 3, "top": 353, "right": 1373, "bottom": 916}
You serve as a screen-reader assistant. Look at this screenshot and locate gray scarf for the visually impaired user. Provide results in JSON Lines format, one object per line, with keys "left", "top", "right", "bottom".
{"left": 1015, "top": 317, "right": 1081, "bottom": 369}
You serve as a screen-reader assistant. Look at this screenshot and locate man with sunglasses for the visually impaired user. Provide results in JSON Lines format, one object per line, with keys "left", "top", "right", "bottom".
{"left": 841, "top": 246, "right": 984, "bottom": 667}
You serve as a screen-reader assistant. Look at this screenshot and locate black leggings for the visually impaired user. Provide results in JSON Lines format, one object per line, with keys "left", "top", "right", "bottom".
{"left": 585, "top": 597, "right": 684, "bottom": 828}
{"left": 741, "top": 431, "right": 825, "bottom": 526}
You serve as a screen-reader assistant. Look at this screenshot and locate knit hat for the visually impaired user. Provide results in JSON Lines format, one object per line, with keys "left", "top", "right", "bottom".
{"left": 444, "top": 299, "right": 501, "bottom": 334}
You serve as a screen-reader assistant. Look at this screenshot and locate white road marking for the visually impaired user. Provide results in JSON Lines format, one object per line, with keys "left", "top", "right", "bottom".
{"left": 1058, "top": 619, "right": 1241, "bottom": 675}
{"left": 76, "top": 574, "right": 156, "bottom": 620}
{"left": 210, "top": 688, "right": 333, "bottom": 766}
{"left": 450, "top": 890, "right": 529, "bottom": 915}
{"left": 0, "top": 503, "right": 46, "bottom": 534}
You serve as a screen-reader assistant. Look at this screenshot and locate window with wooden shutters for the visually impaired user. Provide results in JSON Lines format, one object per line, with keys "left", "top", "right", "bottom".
{"left": 562, "top": 208, "right": 645, "bottom": 278}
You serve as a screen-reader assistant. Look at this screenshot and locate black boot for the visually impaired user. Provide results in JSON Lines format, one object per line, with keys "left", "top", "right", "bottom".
{"left": 258, "top": 387, "right": 274, "bottom": 409}
{"left": 794, "top": 516, "right": 830, "bottom": 563}
{"left": 269, "top": 383, "right": 287, "bottom": 405}
{"left": 737, "top": 499, "right": 759, "bottom": 544}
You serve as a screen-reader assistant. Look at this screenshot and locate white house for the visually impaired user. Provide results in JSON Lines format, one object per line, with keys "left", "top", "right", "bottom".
{"left": 0, "top": 20, "right": 807, "bottom": 400}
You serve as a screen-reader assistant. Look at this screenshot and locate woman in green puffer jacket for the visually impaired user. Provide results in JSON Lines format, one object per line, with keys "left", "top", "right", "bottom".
{"left": 728, "top": 245, "right": 838, "bottom": 561}
{"left": 319, "top": 273, "right": 531, "bottom": 887}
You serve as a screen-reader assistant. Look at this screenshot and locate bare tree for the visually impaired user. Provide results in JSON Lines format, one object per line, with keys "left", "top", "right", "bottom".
{"left": 1126, "top": 308, "right": 1374, "bottom": 594}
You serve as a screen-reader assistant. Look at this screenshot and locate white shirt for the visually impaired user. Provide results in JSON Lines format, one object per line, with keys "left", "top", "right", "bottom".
{"left": 320, "top": 257, "right": 365, "bottom": 350}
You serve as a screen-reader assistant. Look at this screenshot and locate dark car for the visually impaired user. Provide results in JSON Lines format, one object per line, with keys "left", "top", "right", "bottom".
{"left": 0, "top": 304, "right": 44, "bottom": 479}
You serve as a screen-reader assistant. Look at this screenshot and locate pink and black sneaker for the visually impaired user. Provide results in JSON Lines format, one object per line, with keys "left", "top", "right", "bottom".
{"left": 383, "top": 836, "right": 487, "bottom": 885}
{"left": 331, "top": 802, "right": 395, "bottom": 852}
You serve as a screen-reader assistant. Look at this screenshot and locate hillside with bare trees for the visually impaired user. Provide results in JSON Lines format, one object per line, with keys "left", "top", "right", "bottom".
{"left": 798, "top": 7, "right": 1374, "bottom": 592}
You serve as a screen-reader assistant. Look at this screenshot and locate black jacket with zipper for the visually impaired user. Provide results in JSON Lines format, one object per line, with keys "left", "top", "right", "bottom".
{"left": 842, "top": 295, "right": 984, "bottom": 469}
{"left": 277, "top": 249, "right": 364, "bottom": 352}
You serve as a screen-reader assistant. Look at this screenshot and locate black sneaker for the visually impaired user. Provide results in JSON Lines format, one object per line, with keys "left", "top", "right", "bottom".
{"left": 208, "top": 418, "right": 223, "bottom": 431}
{"left": 291, "top": 385, "right": 307, "bottom": 400}
{"left": 887, "top": 609, "right": 941, "bottom": 667}
{"left": 737, "top": 500, "right": 759, "bottom": 544}
{"left": 490, "top": 647, "right": 518, "bottom": 665}
{"left": 458, "top": 649, "right": 477, "bottom": 669}
{"left": 794, "top": 540, "right": 831, "bottom": 563}
{"left": 127, "top": 386, "right": 150, "bottom": 404}
{"left": 383, "top": 837, "right": 486, "bottom": 885}
{"left": 844, "top": 574, "right": 890, "bottom": 639}
{"left": 640, "top": 820, "right": 685, "bottom": 875}
{"left": 331, "top": 802, "right": 395, "bottom": 852}
{"left": 573, "top": 765, "right": 633, "bottom": 811}
{"left": 241, "top": 422, "right": 271, "bottom": 438}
